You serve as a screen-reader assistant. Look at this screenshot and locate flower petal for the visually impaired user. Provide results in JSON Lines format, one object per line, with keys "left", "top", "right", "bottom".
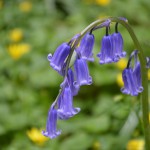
{"left": 42, "top": 103, "right": 61, "bottom": 139}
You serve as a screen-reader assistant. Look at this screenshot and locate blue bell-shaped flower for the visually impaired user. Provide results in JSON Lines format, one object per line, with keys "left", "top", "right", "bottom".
{"left": 47, "top": 43, "right": 71, "bottom": 73}
{"left": 121, "top": 50, "right": 143, "bottom": 96}
{"left": 97, "top": 35, "right": 114, "bottom": 64}
{"left": 74, "top": 58, "right": 92, "bottom": 87}
{"left": 111, "top": 32, "right": 126, "bottom": 61}
{"left": 57, "top": 86, "right": 80, "bottom": 120}
{"left": 76, "top": 32, "right": 95, "bottom": 61}
{"left": 42, "top": 102, "right": 61, "bottom": 139}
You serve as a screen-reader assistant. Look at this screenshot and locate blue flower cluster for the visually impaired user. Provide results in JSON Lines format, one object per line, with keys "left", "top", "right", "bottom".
{"left": 42, "top": 19, "right": 144, "bottom": 139}
{"left": 121, "top": 50, "right": 143, "bottom": 96}
{"left": 97, "top": 28, "right": 126, "bottom": 64}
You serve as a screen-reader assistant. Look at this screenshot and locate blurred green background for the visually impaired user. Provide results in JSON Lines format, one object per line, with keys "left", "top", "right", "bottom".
{"left": 0, "top": 0, "right": 150, "bottom": 150}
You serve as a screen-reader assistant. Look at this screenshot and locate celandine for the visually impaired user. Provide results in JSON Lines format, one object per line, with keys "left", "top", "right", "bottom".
{"left": 42, "top": 17, "right": 150, "bottom": 150}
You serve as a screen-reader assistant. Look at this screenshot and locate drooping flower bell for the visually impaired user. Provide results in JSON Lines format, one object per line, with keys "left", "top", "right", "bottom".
{"left": 97, "top": 37, "right": 113, "bottom": 63}
{"left": 61, "top": 68, "right": 80, "bottom": 96}
{"left": 74, "top": 58, "right": 92, "bottom": 87}
{"left": 121, "top": 68, "right": 139, "bottom": 96}
{"left": 47, "top": 43, "right": 71, "bottom": 73}
{"left": 121, "top": 50, "right": 143, "bottom": 96}
{"left": 111, "top": 28, "right": 126, "bottom": 61}
{"left": 42, "top": 102, "right": 61, "bottom": 139}
{"left": 97, "top": 27, "right": 114, "bottom": 64}
{"left": 112, "top": 23, "right": 126, "bottom": 61}
{"left": 76, "top": 32, "right": 95, "bottom": 61}
{"left": 97, "top": 24, "right": 126, "bottom": 64}
{"left": 57, "top": 85, "right": 80, "bottom": 120}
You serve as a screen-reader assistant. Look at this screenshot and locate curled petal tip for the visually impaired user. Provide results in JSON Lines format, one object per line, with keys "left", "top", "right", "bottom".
{"left": 47, "top": 53, "right": 52, "bottom": 61}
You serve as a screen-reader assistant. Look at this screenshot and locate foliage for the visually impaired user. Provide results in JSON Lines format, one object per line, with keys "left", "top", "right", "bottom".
{"left": 0, "top": 0, "right": 150, "bottom": 149}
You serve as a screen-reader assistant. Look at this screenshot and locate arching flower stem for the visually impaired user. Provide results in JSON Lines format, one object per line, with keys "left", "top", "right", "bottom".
{"left": 53, "top": 17, "right": 149, "bottom": 149}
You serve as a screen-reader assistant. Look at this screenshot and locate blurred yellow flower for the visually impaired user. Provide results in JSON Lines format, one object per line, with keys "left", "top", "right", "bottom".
{"left": 19, "top": 1, "right": 32, "bottom": 12}
{"left": 116, "top": 58, "right": 127, "bottom": 70}
{"left": 116, "top": 73, "right": 124, "bottom": 87}
{"left": 27, "top": 128, "right": 48, "bottom": 145}
{"left": 92, "top": 141, "right": 101, "bottom": 150}
{"left": 83, "top": 0, "right": 111, "bottom": 5}
{"left": 9, "top": 28, "right": 23, "bottom": 42}
{"left": 126, "top": 139, "right": 145, "bottom": 150}
{"left": 0, "top": 0, "right": 3, "bottom": 9}
{"left": 8, "top": 43, "right": 30, "bottom": 60}
{"left": 148, "top": 69, "right": 150, "bottom": 80}
{"left": 95, "top": 0, "right": 111, "bottom": 6}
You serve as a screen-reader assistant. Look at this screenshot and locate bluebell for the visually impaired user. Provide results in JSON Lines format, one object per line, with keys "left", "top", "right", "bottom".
{"left": 74, "top": 58, "right": 92, "bottom": 87}
{"left": 97, "top": 35, "right": 114, "bottom": 64}
{"left": 111, "top": 32, "right": 126, "bottom": 61}
{"left": 97, "top": 32, "right": 126, "bottom": 64}
{"left": 121, "top": 68, "right": 139, "bottom": 96}
{"left": 47, "top": 43, "right": 71, "bottom": 73}
{"left": 76, "top": 32, "right": 95, "bottom": 61}
{"left": 57, "top": 86, "right": 80, "bottom": 120}
{"left": 42, "top": 103, "right": 61, "bottom": 139}
{"left": 121, "top": 50, "right": 143, "bottom": 96}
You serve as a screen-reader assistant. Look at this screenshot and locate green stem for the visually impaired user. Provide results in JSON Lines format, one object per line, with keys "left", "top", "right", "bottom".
{"left": 79, "top": 17, "right": 150, "bottom": 150}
